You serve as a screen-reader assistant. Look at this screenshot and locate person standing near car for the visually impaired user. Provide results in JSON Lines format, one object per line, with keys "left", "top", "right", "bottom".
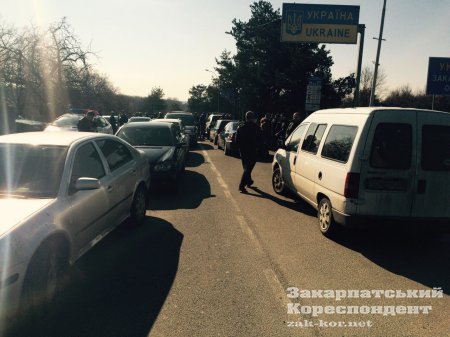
{"left": 236, "top": 111, "right": 262, "bottom": 193}
{"left": 77, "top": 111, "right": 96, "bottom": 132}
{"left": 285, "top": 112, "right": 302, "bottom": 140}
{"left": 109, "top": 111, "right": 118, "bottom": 133}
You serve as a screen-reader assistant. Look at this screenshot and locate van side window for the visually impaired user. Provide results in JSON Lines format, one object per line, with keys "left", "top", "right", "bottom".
{"left": 301, "top": 123, "right": 327, "bottom": 154}
{"left": 422, "top": 125, "right": 450, "bottom": 171}
{"left": 321, "top": 125, "right": 358, "bottom": 163}
{"left": 370, "top": 123, "right": 412, "bottom": 169}
{"left": 285, "top": 124, "right": 307, "bottom": 152}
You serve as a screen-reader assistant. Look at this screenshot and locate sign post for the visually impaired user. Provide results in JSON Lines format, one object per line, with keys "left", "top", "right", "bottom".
{"left": 426, "top": 57, "right": 450, "bottom": 110}
{"left": 305, "top": 76, "right": 322, "bottom": 115}
{"left": 426, "top": 57, "right": 450, "bottom": 96}
{"left": 281, "top": 3, "right": 361, "bottom": 111}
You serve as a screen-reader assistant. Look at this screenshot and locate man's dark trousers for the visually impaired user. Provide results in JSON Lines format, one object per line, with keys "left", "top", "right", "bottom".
{"left": 239, "top": 153, "right": 256, "bottom": 189}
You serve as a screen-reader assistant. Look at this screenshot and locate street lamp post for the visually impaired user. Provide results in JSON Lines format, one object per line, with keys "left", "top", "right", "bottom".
{"left": 205, "top": 69, "right": 220, "bottom": 113}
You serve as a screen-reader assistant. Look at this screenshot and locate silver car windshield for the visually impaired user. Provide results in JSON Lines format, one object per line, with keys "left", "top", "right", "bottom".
{"left": 53, "top": 115, "right": 81, "bottom": 126}
{"left": 0, "top": 144, "right": 68, "bottom": 198}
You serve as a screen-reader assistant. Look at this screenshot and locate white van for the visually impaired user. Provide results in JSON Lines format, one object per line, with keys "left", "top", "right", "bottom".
{"left": 271, "top": 107, "right": 450, "bottom": 236}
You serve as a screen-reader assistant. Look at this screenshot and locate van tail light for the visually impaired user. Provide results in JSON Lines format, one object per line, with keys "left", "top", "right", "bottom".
{"left": 344, "top": 172, "right": 360, "bottom": 198}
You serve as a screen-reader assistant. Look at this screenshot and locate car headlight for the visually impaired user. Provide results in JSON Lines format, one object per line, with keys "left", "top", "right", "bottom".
{"left": 154, "top": 161, "right": 173, "bottom": 172}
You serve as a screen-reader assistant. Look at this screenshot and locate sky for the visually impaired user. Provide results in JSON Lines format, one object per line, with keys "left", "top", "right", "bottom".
{"left": 1, "top": 0, "right": 450, "bottom": 102}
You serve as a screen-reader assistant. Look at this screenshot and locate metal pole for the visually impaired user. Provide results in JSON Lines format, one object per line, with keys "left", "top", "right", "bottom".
{"left": 432, "top": 95, "right": 435, "bottom": 110}
{"left": 354, "top": 24, "right": 366, "bottom": 107}
{"left": 369, "top": 0, "right": 387, "bottom": 107}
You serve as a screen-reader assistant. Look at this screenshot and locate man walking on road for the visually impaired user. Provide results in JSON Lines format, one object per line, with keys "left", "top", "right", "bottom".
{"left": 236, "top": 111, "right": 262, "bottom": 193}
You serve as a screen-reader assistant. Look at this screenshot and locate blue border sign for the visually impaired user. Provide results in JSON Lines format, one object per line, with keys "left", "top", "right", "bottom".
{"left": 426, "top": 57, "right": 450, "bottom": 95}
{"left": 281, "top": 3, "right": 360, "bottom": 44}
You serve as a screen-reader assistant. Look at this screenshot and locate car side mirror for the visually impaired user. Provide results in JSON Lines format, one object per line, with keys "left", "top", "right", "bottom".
{"left": 75, "top": 177, "right": 101, "bottom": 191}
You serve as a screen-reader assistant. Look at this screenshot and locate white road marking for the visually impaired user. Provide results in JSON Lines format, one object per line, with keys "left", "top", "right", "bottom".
{"left": 263, "top": 268, "right": 288, "bottom": 308}
{"left": 201, "top": 147, "right": 287, "bottom": 307}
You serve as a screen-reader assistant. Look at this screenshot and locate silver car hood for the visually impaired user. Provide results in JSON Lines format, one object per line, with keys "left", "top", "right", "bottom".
{"left": 0, "top": 198, "right": 54, "bottom": 237}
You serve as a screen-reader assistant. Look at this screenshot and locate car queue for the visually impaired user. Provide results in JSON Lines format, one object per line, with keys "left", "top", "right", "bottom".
{"left": 0, "top": 109, "right": 195, "bottom": 327}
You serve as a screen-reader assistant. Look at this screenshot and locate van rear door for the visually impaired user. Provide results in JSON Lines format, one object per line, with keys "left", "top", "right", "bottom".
{"left": 412, "top": 112, "right": 450, "bottom": 218}
{"left": 358, "top": 110, "right": 416, "bottom": 217}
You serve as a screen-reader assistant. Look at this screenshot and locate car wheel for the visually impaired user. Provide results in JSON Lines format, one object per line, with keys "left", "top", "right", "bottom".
{"left": 224, "top": 144, "right": 229, "bottom": 156}
{"left": 129, "top": 185, "right": 147, "bottom": 224}
{"left": 318, "top": 198, "right": 338, "bottom": 237}
{"left": 272, "top": 167, "right": 286, "bottom": 195}
{"left": 213, "top": 136, "right": 218, "bottom": 145}
{"left": 21, "top": 242, "right": 67, "bottom": 318}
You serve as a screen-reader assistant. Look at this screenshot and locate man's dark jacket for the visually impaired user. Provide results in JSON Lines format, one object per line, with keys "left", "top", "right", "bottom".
{"left": 236, "top": 121, "right": 262, "bottom": 158}
{"left": 285, "top": 120, "right": 300, "bottom": 140}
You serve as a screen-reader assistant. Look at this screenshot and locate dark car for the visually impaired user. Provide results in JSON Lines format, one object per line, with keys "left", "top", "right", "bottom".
{"left": 152, "top": 118, "right": 190, "bottom": 151}
{"left": 210, "top": 119, "right": 233, "bottom": 145}
{"left": 205, "top": 114, "right": 222, "bottom": 140}
{"left": 15, "top": 117, "right": 47, "bottom": 133}
{"left": 217, "top": 121, "right": 240, "bottom": 156}
{"left": 164, "top": 112, "right": 197, "bottom": 145}
{"left": 116, "top": 121, "right": 187, "bottom": 191}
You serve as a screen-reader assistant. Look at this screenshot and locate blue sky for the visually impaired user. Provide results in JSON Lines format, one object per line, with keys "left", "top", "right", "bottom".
{"left": 2, "top": 0, "right": 449, "bottom": 101}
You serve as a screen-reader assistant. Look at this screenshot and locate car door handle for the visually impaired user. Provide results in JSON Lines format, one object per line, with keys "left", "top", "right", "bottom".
{"left": 107, "top": 185, "right": 113, "bottom": 193}
{"left": 129, "top": 169, "right": 136, "bottom": 175}
{"left": 293, "top": 155, "right": 297, "bottom": 165}
{"left": 318, "top": 171, "right": 323, "bottom": 180}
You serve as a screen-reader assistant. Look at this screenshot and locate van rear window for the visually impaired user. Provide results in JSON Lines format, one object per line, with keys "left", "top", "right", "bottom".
{"left": 422, "top": 125, "right": 450, "bottom": 171}
{"left": 370, "top": 123, "right": 412, "bottom": 169}
{"left": 321, "top": 125, "right": 358, "bottom": 163}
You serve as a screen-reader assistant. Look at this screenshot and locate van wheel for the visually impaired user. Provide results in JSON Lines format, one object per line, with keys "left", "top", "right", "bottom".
{"left": 272, "top": 167, "right": 286, "bottom": 195}
{"left": 318, "top": 198, "right": 338, "bottom": 237}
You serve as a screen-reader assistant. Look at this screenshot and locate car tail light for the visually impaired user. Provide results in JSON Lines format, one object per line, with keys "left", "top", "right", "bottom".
{"left": 344, "top": 172, "right": 360, "bottom": 198}
{"left": 229, "top": 133, "right": 236, "bottom": 142}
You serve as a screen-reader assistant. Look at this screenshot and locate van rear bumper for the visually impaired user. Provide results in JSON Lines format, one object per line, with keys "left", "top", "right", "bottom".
{"left": 332, "top": 210, "right": 450, "bottom": 230}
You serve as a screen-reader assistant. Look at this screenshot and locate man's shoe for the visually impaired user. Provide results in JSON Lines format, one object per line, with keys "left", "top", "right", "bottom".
{"left": 246, "top": 180, "right": 254, "bottom": 187}
{"left": 239, "top": 187, "right": 248, "bottom": 193}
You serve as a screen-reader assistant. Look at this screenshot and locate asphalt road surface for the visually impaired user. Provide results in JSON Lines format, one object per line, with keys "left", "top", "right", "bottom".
{"left": 9, "top": 141, "right": 450, "bottom": 337}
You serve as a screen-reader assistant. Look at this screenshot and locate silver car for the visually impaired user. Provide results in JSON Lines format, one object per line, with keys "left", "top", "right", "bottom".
{"left": 45, "top": 113, "right": 114, "bottom": 134}
{"left": 0, "top": 132, "right": 150, "bottom": 320}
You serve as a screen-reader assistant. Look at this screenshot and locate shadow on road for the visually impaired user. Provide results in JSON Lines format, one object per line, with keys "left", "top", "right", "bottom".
{"left": 10, "top": 216, "right": 183, "bottom": 337}
{"left": 247, "top": 186, "right": 316, "bottom": 216}
{"left": 197, "top": 142, "right": 214, "bottom": 150}
{"left": 248, "top": 186, "right": 450, "bottom": 293}
{"left": 185, "top": 151, "right": 204, "bottom": 167}
{"left": 149, "top": 170, "right": 213, "bottom": 210}
{"left": 333, "top": 228, "right": 450, "bottom": 295}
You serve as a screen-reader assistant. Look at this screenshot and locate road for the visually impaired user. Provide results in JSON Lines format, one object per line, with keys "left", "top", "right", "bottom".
{"left": 10, "top": 141, "right": 450, "bottom": 337}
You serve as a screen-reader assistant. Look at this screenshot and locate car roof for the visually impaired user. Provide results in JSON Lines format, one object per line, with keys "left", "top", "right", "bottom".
{"left": 313, "top": 107, "right": 449, "bottom": 115}
{"left": 166, "top": 112, "right": 192, "bottom": 116}
{"left": 0, "top": 131, "right": 109, "bottom": 146}
{"left": 124, "top": 121, "right": 171, "bottom": 128}
{"left": 152, "top": 118, "right": 180, "bottom": 123}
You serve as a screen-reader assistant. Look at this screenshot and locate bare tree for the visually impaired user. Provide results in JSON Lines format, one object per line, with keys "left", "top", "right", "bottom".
{"left": 357, "top": 65, "right": 387, "bottom": 106}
